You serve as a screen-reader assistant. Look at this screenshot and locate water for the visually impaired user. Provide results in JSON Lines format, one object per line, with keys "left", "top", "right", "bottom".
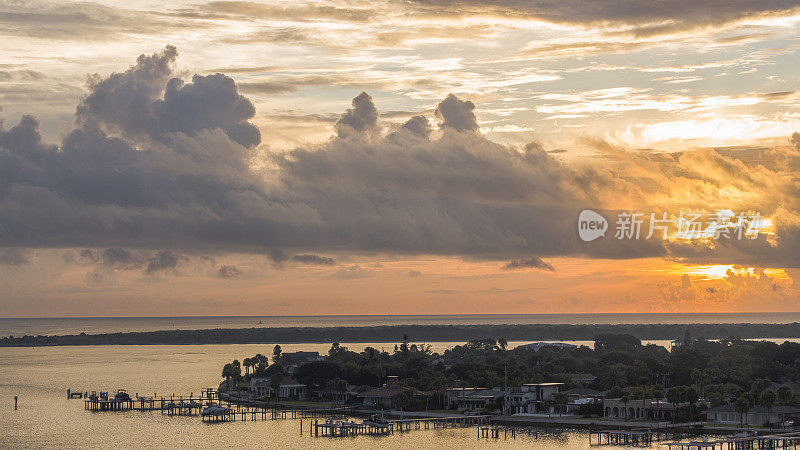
{"left": 0, "top": 343, "right": 625, "bottom": 448}
{"left": 4, "top": 312, "right": 800, "bottom": 337}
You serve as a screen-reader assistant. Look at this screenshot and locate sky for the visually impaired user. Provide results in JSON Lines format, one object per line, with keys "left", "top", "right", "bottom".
{"left": 0, "top": 0, "right": 799, "bottom": 317}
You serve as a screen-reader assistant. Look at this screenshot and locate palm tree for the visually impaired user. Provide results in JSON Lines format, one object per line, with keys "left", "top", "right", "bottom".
{"left": 243, "top": 358, "right": 252, "bottom": 376}
{"left": 222, "top": 363, "right": 234, "bottom": 391}
{"left": 734, "top": 395, "right": 752, "bottom": 427}
{"left": 272, "top": 345, "right": 282, "bottom": 364}
{"left": 620, "top": 395, "right": 630, "bottom": 421}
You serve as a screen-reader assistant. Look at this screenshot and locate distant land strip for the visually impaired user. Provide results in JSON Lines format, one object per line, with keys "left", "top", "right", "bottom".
{"left": 2, "top": 323, "right": 800, "bottom": 347}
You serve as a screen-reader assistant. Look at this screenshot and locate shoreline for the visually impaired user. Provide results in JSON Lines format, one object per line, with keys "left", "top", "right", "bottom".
{"left": 3, "top": 322, "right": 800, "bottom": 347}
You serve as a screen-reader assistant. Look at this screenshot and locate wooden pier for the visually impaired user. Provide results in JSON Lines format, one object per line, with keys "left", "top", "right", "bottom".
{"left": 664, "top": 431, "right": 800, "bottom": 449}
{"left": 311, "top": 415, "right": 490, "bottom": 437}
{"left": 589, "top": 422, "right": 705, "bottom": 446}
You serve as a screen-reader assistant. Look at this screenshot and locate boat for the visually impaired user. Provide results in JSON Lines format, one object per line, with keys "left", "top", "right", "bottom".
{"left": 363, "top": 414, "right": 391, "bottom": 428}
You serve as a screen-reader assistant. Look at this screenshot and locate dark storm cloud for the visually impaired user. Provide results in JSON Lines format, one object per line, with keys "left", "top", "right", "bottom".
{"left": 501, "top": 257, "right": 555, "bottom": 271}
{"left": 0, "top": 47, "right": 797, "bottom": 268}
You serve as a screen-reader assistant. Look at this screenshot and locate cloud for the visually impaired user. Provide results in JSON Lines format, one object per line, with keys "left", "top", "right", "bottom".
{"left": 335, "top": 91, "right": 380, "bottom": 138}
{"left": 78, "top": 46, "right": 260, "bottom": 147}
{"left": 501, "top": 257, "right": 555, "bottom": 271}
{"left": 434, "top": 94, "right": 478, "bottom": 132}
{"left": 331, "top": 265, "right": 373, "bottom": 279}
{"left": 292, "top": 254, "right": 336, "bottom": 265}
{"left": 0, "top": 47, "right": 798, "bottom": 270}
{"left": 102, "top": 248, "right": 140, "bottom": 269}
{"left": 218, "top": 264, "right": 242, "bottom": 278}
{"left": 408, "top": 0, "right": 800, "bottom": 36}
{"left": 146, "top": 250, "right": 181, "bottom": 274}
{"left": 0, "top": 248, "right": 28, "bottom": 266}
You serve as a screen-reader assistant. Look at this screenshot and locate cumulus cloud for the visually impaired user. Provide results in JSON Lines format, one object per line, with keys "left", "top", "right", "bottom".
{"left": 146, "top": 250, "right": 181, "bottom": 274}
{"left": 434, "top": 94, "right": 478, "bottom": 132}
{"left": 0, "top": 47, "right": 797, "bottom": 271}
{"left": 501, "top": 257, "right": 554, "bottom": 271}
{"left": 335, "top": 91, "right": 380, "bottom": 138}
{"left": 78, "top": 46, "right": 260, "bottom": 147}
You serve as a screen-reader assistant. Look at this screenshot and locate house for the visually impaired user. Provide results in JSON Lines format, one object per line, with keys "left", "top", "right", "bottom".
{"left": 358, "top": 376, "right": 411, "bottom": 409}
{"left": 603, "top": 398, "right": 681, "bottom": 421}
{"left": 504, "top": 382, "right": 565, "bottom": 415}
{"left": 561, "top": 387, "right": 603, "bottom": 414}
{"left": 249, "top": 376, "right": 307, "bottom": 400}
{"left": 448, "top": 388, "right": 505, "bottom": 412}
{"left": 706, "top": 404, "right": 800, "bottom": 426}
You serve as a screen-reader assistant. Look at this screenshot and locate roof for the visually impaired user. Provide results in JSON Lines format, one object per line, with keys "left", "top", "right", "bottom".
{"left": 460, "top": 389, "right": 505, "bottom": 400}
{"left": 563, "top": 387, "right": 603, "bottom": 397}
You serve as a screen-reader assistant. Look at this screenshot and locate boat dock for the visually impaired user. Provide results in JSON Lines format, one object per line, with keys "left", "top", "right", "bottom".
{"left": 589, "top": 423, "right": 705, "bottom": 446}
{"left": 312, "top": 415, "right": 491, "bottom": 437}
{"left": 664, "top": 431, "right": 800, "bottom": 449}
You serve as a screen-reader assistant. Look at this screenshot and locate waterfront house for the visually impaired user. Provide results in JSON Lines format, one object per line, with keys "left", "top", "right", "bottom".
{"left": 705, "top": 404, "right": 800, "bottom": 426}
{"left": 358, "top": 376, "right": 411, "bottom": 409}
{"left": 250, "top": 376, "right": 307, "bottom": 400}
{"left": 450, "top": 389, "right": 505, "bottom": 412}
{"left": 603, "top": 398, "right": 682, "bottom": 421}
{"left": 504, "top": 382, "right": 565, "bottom": 415}
{"left": 561, "top": 387, "right": 603, "bottom": 414}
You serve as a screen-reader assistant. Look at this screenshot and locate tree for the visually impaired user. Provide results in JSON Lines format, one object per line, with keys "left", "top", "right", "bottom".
{"left": 734, "top": 394, "right": 753, "bottom": 426}
{"left": 760, "top": 389, "right": 777, "bottom": 408}
{"left": 273, "top": 345, "right": 282, "bottom": 364}
{"left": 222, "top": 363, "right": 237, "bottom": 391}
{"left": 269, "top": 367, "right": 284, "bottom": 400}
{"left": 553, "top": 393, "right": 568, "bottom": 417}
{"left": 325, "top": 378, "right": 348, "bottom": 403}
{"left": 498, "top": 337, "right": 508, "bottom": 352}
{"left": 666, "top": 387, "right": 683, "bottom": 423}
{"left": 620, "top": 395, "right": 630, "bottom": 421}
{"left": 243, "top": 357, "right": 252, "bottom": 376}
{"left": 777, "top": 386, "right": 793, "bottom": 405}
{"left": 400, "top": 334, "right": 410, "bottom": 355}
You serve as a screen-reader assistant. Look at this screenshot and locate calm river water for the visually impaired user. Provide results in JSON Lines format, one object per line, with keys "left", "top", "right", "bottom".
{"left": 0, "top": 342, "right": 722, "bottom": 448}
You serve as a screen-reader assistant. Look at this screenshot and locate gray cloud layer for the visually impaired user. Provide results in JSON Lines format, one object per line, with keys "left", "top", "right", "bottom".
{"left": 0, "top": 47, "right": 798, "bottom": 268}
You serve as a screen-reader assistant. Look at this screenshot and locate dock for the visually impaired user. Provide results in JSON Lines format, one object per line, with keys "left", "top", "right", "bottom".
{"left": 312, "top": 415, "right": 490, "bottom": 437}
{"left": 664, "top": 431, "right": 800, "bottom": 449}
{"left": 589, "top": 422, "right": 705, "bottom": 446}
